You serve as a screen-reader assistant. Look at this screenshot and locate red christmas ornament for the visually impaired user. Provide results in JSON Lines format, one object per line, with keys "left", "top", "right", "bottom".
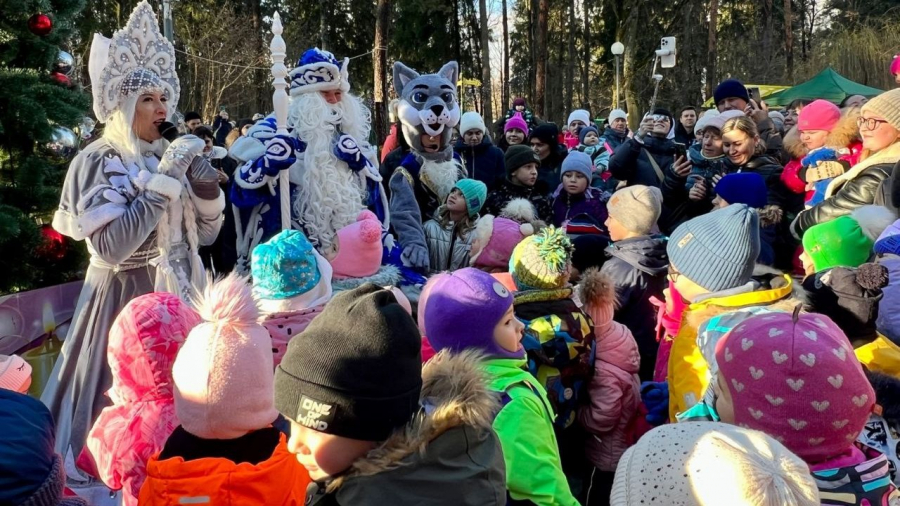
{"left": 50, "top": 72, "right": 70, "bottom": 86}
{"left": 36, "top": 225, "right": 67, "bottom": 261}
{"left": 28, "top": 13, "right": 53, "bottom": 36}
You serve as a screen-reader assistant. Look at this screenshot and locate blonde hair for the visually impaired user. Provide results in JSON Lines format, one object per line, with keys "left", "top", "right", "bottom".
{"left": 722, "top": 116, "right": 765, "bottom": 155}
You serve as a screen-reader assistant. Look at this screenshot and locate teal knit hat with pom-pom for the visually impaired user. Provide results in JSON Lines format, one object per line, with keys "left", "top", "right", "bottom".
{"left": 509, "top": 226, "right": 574, "bottom": 290}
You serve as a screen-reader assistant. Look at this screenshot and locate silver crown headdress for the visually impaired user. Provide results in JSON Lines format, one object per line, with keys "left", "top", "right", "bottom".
{"left": 88, "top": 1, "right": 180, "bottom": 123}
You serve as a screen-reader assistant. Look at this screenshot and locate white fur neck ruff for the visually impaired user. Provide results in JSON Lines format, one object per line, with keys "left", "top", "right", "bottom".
{"left": 89, "top": 1, "right": 179, "bottom": 123}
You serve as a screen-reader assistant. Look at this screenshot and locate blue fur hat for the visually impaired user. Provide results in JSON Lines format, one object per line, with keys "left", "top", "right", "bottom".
{"left": 290, "top": 47, "right": 349, "bottom": 96}
{"left": 251, "top": 230, "right": 333, "bottom": 311}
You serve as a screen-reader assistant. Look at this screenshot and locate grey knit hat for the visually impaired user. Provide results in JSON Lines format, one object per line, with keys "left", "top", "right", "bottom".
{"left": 607, "top": 185, "right": 663, "bottom": 235}
{"left": 667, "top": 204, "right": 760, "bottom": 292}
{"left": 561, "top": 151, "right": 593, "bottom": 181}
{"left": 861, "top": 88, "right": 900, "bottom": 131}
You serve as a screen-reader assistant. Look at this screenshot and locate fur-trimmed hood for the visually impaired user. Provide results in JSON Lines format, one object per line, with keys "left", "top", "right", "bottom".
{"left": 314, "top": 350, "right": 506, "bottom": 505}
{"left": 826, "top": 106, "right": 862, "bottom": 151}
{"left": 783, "top": 126, "right": 808, "bottom": 160}
{"left": 758, "top": 204, "right": 784, "bottom": 228}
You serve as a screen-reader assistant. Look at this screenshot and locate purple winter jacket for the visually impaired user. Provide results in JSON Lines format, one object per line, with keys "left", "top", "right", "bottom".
{"left": 551, "top": 187, "right": 609, "bottom": 228}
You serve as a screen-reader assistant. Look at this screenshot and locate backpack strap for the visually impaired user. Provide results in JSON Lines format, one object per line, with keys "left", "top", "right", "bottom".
{"left": 643, "top": 148, "right": 666, "bottom": 185}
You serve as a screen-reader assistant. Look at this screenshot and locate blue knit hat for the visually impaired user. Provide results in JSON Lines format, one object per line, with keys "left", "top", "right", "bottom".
{"left": 251, "top": 230, "right": 333, "bottom": 311}
{"left": 715, "top": 172, "right": 767, "bottom": 209}
{"left": 561, "top": 151, "right": 593, "bottom": 181}
{"left": 714, "top": 79, "right": 750, "bottom": 106}
{"left": 454, "top": 179, "right": 488, "bottom": 217}
{"left": 579, "top": 125, "right": 600, "bottom": 145}
{"left": 667, "top": 204, "right": 760, "bottom": 292}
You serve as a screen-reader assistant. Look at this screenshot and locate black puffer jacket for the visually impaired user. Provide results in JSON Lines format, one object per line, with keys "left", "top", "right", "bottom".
{"left": 723, "top": 154, "right": 796, "bottom": 211}
{"left": 453, "top": 136, "right": 506, "bottom": 189}
{"left": 793, "top": 157, "right": 898, "bottom": 238}
{"left": 481, "top": 179, "right": 552, "bottom": 222}
{"left": 599, "top": 235, "right": 668, "bottom": 382}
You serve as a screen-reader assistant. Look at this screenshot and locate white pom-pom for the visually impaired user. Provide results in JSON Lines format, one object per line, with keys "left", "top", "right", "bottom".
{"left": 500, "top": 198, "right": 536, "bottom": 223}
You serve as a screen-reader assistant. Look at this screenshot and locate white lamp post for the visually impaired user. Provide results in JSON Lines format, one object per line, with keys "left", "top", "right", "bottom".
{"left": 611, "top": 42, "right": 625, "bottom": 109}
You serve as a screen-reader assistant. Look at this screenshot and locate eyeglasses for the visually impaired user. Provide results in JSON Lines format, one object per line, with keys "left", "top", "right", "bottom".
{"left": 857, "top": 117, "right": 890, "bottom": 131}
{"left": 667, "top": 265, "right": 681, "bottom": 284}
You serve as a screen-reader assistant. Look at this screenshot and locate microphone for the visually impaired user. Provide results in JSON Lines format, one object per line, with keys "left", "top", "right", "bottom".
{"left": 158, "top": 121, "right": 180, "bottom": 143}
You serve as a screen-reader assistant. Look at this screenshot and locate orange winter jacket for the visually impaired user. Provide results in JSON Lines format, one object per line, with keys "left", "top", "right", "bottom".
{"left": 138, "top": 433, "right": 310, "bottom": 505}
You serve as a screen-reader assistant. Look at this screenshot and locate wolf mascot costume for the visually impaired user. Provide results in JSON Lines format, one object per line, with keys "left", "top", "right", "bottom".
{"left": 388, "top": 61, "right": 466, "bottom": 271}
{"left": 229, "top": 48, "right": 387, "bottom": 272}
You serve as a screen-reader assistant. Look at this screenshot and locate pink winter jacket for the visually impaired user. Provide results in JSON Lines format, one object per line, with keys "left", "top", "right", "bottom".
{"left": 261, "top": 306, "right": 325, "bottom": 368}
{"left": 85, "top": 293, "right": 200, "bottom": 506}
{"left": 577, "top": 320, "right": 642, "bottom": 471}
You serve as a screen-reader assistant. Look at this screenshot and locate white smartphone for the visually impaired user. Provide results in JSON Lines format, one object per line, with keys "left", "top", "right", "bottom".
{"left": 658, "top": 37, "right": 677, "bottom": 68}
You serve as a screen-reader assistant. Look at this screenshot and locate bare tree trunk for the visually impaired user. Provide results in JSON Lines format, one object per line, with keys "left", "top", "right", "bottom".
{"left": 762, "top": 0, "right": 773, "bottom": 67}
{"left": 502, "top": 0, "right": 510, "bottom": 110}
{"left": 248, "top": 0, "right": 266, "bottom": 115}
{"left": 535, "top": 0, "right": 549, "bottom": 118}
{"left": 706, "top": 0, "right": 718, "bottom": 99}
{"left": 319, "top": 0, "right": 328, "bottom": 49}
{"left": 784, "top": 0, "right": 794, "bottom": 80}
{"left": 622, "top": 5, "right": 639, "bottom": 130}
{"left": 566, "top": 0, "right": 575, "bottom": 115}
{"left": 373, "top": 0, "right": 391, "bottom": 148}
{"left": 479, "top": 0, "right": 493, "bottom": 125}
{"left": 582, "top": 0, "right": 590, "bottom": 109}
{"left": 530, "top": 0, "right": 537, "bottom": 102}
{"left": 453, "top": 0, "right": 462, "bottom": 66}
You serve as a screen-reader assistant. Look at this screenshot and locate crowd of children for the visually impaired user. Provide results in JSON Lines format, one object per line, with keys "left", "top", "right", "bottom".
{"left": 10, "top": 82, "right": 900, "bottom": 506}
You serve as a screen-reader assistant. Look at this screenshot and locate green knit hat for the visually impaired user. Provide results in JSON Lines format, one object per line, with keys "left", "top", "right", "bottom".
{"left": 509, "top": 226, "right": 574, "bottom": 290}
{"left": 454, "top": 179, "right": 488, "bottom": 217}
{"left": 802, "top": 215, "right": 874, "bottom": 272}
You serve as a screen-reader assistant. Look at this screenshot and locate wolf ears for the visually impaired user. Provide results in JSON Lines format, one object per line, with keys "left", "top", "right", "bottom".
{"left": 437, "top": 61, "right": 459, "bottom": 88}
{"left": 393, "top": 62, "right": 419, "bottom": 97}
{"left": 392, "top": 61, "right": 460, "bottom": 96}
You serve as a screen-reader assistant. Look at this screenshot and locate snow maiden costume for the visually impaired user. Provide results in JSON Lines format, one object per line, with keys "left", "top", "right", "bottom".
{"left": 229, "top": 48, "right": 387, "bottom": 272}
{"left": 389, "top": 61, "right": 467, "bottom": 271}
{"left": 43, "top": 1, "right": 223, "bottom": 475}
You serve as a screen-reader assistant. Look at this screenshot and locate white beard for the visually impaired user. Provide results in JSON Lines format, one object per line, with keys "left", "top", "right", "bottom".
{"left": 420, "top": 158, "right": 462, "bottom": 202}
{"left": 288, "top": 92, "right": 372, "bottom": 252}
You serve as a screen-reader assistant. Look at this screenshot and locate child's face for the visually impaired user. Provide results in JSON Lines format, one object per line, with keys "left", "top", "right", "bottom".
{"left": 505, "top": 128, "right": 525, "bottom": 145}
{"left": 713, "top": 373, "right": 735, "bottom": 423}
{"left": 562, "top": 171, "right": 589, "bottom": 195}
{"left": 493, "top": 305, "right": 524, "bottom": 353}
{"left": 583, "top": 131, "right": 599, "bottom": 146}
{"left": 711, "top": 195, "right": 729, "bottom": 209}
{"left": 515, "top": 104, "right": 525, "bottom": 112}
{"left": 605, "top": 214, "right": 630, "bottom": 242}
{"left": 445, "top": 188, "right": 467, "bottom": 214}
{"left": 799, "top": 250, "right": 816, "bottom": 276}
{"left": 287, "top": 419, "right": 376, "bottom": 481}
{"left": 511, "top": 162, "right": 539, "bottom": 187}
{"left": 800, "top": 129, "right": 829, "bottom": 151}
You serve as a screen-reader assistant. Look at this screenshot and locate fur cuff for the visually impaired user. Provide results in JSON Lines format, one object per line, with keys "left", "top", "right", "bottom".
{"left": 191, "top": 187, "right": 226, "bottom": 216}
{"left": 140, "top": 173, "right": 183, "bottom": 200}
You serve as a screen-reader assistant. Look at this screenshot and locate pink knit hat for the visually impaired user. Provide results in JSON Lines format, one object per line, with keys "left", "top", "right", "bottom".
{"left": 505, "top": 112, "right": 529, "bottom": 136}
{"left": 798, "top": 99, "right": 841, "bottom": 132}
{"left": 470, "top": 216, "right": 535, "bottom": 270}
{"left": 330, "top": 210, "right": 383, "bottom": 279}
{"left": 0, "top": 354, "right": 31, "bottom": 393}
{"left": 715, "top": 311, "right": 874, "bottom": 463}
{"left": 891, "top": 55, "right": 900, "bottom": 76}
{"left": 173, "top": 273, "right": 278, "bottom": 439}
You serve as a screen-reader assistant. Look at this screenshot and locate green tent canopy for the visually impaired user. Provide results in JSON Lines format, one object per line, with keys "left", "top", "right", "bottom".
{"left": 764, "top": 67, "right": 883, "bottom": 107}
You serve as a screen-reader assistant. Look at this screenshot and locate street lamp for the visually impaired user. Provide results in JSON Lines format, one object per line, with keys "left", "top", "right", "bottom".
{"left": 611, "top": 42, "right": 624, "bottom": 109}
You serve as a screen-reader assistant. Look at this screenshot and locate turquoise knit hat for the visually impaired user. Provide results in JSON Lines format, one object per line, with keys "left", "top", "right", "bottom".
{"left": 667, "top": 204, "right": 760, "bottom": 292}
{"left": 251, "top": 230, "right": 322, "bottom": 300}
{"left": 454, "top": 179, "right": 488, "bottom": 217}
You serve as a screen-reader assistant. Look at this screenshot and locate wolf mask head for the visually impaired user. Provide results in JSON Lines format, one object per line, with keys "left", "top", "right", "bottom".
{"left": 393, "top": 61, "right": 460, "bottom": 162}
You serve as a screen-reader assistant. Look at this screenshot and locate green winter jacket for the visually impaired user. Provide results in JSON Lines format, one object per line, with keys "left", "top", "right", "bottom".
{"left": 483, "top": 357, "right": 579, "bottom": 506}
